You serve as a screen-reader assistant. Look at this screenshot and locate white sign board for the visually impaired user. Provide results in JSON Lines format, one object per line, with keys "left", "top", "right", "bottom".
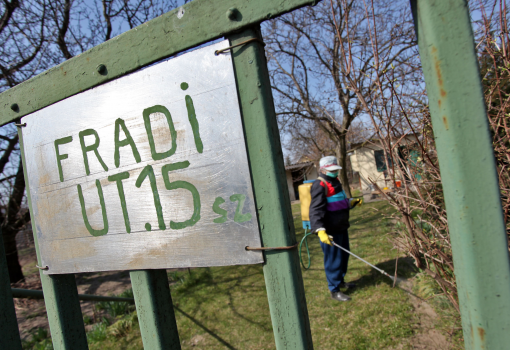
{"left": 21, "top": 40, "right": 263, "bottom": 274}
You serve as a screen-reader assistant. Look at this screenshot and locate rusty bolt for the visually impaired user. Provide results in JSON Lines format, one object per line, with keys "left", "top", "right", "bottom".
{"left": 10, "top": 103, "right": 19, "bottom": 112}
{"left": 226, "top": 8, "right": 238, "bottom": 20}
{"left": 96, "top": 64, "right": 107, "bottom": 75}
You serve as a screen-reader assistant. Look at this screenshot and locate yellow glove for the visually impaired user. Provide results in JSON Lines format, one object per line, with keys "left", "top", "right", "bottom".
{"left": 318, "top": 230, "right": 332, "bottom": 246}
{"left": 350, "top": 198, "right": 362, "bottom": 208}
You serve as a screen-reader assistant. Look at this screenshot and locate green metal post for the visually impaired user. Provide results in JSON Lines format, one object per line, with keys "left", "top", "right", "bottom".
{"left": 130, "top": 269, "right": 181, "bottom": 349}
{"left": 410, "top": 1, "right": 510, "bottom": 349}
{"left": 18, "top": 130, "right": 88, "bottom": 350}
{"left": 0, "top": 230, "right": 22, "bottom": 350}
{"left": 230, "top": 27, "right": 314, "bottom": 349}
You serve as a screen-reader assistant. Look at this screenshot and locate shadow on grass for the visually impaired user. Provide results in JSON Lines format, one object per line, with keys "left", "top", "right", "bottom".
{"left": 174, "top": 305, "right": 238, "bottom": 350}
{"left": 173, "top": 266, "right": 272, "bottom": 335}
{"left": 224, "top": 282, "right": 273, "bottom": 332}
{"left": 345, "top": 256, "right": 424, "bottom": 299}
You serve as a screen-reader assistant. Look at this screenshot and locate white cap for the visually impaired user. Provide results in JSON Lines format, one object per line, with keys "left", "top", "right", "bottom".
{"left": 319, "top": 156, "right": 342, "bottom": 171}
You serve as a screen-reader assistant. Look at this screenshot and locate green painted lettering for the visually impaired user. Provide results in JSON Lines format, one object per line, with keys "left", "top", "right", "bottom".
{"left": 162, "top": 161, "right": 200, "bottom": 229}
{"left": 79, "top": 129, "right": 109, "bottom": 175}
{"left": 184, "top": 93, "right": 203, "bottom": 153}
{"left": 77, "top": 180, "right": 108, "bottom": 236}
{"left": 162, "top": 160, "right": 190, "bottom": 172}
{"left": 135, "top": 165, "right": 166, "bottom": 230}
{"left": 108, "top": 172, "right": 131, "bottom": 233}
{"left": 143, "top": 105, "right": 177, "bottom": 161}
{"left": 54, "top": 136, "right": 72, "bottom": 182}
{"left": 212, "top": 197, "right": 227, "bottom": 223}
{"left": 114, "top": 118, "right": 141, "bottom": 168}
{"left": 230, "top": 194, "right": 252, "bottom": 223}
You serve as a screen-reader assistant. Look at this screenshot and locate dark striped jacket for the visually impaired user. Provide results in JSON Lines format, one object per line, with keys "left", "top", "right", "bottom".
{"left": 309, "top": 175, "right": 350, "bottom": 233}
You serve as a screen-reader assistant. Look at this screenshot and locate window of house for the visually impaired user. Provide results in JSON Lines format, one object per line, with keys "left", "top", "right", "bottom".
{"left": 374, "top": 150, "right": 392, "bottom": 172}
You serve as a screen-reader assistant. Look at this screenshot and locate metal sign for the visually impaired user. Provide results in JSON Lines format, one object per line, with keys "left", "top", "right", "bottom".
{"left": 21, "top": 40, "right": 263, "bottom": 274}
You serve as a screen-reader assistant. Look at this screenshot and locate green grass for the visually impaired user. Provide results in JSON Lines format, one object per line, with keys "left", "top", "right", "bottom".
{"left": 95, "top": 289, "right": 136, "bottom": 318}
{"left": 296, "top": 201, "right": 417, "bottom": 349}
{"left": 26, "top": 201, "right": 431, "bottom": 349}
{"left": 351, "top": 188, "right": 363, "bottom": 197}
{"left": 22, "top": 327, "right": 53, "bottom": 350}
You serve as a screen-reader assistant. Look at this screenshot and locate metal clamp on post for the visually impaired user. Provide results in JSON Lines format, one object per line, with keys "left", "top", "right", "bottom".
{"left": 214, "top": 38, "right": 266, "bottom": 56}
{"left": 245, "top": 243, "right": 298, "bottom": 251}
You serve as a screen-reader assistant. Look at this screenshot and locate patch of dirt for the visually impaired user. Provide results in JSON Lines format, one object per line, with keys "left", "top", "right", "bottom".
{"left": 188, "top": 334, "right": 205, "bottom": 347}
{"left": 12, "top": 246, "right": 132, "bottom": 341}
{"left": 76, "top": 270, "right": 132, "bottom": 319}
{"left": 393, "top": 279, "right": 452, "bottom": 350}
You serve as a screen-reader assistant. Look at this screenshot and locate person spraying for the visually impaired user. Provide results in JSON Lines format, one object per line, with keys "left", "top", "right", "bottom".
{"left": 310, "top": 156, "right": 361, "bottom": 302}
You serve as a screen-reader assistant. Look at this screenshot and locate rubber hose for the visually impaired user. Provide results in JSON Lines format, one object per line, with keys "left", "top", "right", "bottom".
{"left": 299, "top": 229, "right": 315, "bottom": 269}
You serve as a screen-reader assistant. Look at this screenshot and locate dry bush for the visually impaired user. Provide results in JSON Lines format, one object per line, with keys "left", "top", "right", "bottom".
{"left": 331, "top": 0, "right": 509, "bottom": 312}
{"left": 477, "top": 0, "right": 510, "bottom": 245}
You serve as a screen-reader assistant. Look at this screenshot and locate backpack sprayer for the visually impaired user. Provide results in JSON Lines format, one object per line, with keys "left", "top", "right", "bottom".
{"left": 297, "top": 180, "right": 402, "bottom": 285}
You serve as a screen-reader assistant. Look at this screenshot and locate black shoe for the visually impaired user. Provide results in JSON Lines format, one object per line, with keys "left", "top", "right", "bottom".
{"left": 330, "top": 291, "right": 351, "bottom": 302}
{"left": 339, "top": 282, "right": 356, "bottom": 289}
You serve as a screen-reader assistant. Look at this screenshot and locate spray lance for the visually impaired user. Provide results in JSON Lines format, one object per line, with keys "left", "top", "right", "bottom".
{"left": 329, "top": 238, "right": 398, "bottom": 284}
{"left": 297, "top": 180, "right": 402, "bottom": 286}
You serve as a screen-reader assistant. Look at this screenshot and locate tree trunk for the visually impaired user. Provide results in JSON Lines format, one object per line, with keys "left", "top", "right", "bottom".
{"left": 2, "top": 156, "right": 27, "bottom": 283}
{"left": 2, "top": 227, "right": 23, "bottom": 283}
{"left": 336, "top": 136, "right": 351, "bottom": 197}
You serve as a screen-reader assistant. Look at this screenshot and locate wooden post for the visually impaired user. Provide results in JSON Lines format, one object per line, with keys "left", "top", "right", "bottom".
{"left": 230, "top": 27, "right": 314, "bottom": 349}
{"left": 130, "top": 270, "right": 181, "bottom": 349}
{"left": 410, "top": 0, "right": 510, "bottom": 348}
{"left": 19, "top": 131, "right": 88, "bottom": 350}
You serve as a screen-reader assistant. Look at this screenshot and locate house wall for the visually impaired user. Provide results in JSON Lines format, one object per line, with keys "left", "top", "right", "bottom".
{"left": 305, "top": 166, "right": 318, "bottom": 181}
{"left": 350, "top": 135, "right": 421, "bottom": 192}
{"left": 286, "top": 170, "right": 296, "bottom": 201}
{"left": 351, "top": 147, "right": 387, "bottom": 191}
{"left": 285, "top": 165, "right": 318, "bottom": 202}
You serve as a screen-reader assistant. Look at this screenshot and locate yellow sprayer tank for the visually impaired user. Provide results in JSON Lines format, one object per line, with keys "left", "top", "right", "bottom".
{"left": 298, "top": 180, "right": 315, "bottom": 229}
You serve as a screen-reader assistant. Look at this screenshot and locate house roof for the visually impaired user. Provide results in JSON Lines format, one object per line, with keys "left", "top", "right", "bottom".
{"left": 285, "top": 161, "right": 315, "bottom": 171}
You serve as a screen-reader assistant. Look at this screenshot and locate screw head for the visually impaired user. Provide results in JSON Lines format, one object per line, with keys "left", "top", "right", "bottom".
{"left": 10, "top": 103, "right": 19, "bottom": 112}
{"left": 226, "top": 8, "right": 238, "bottom": 20}
{"left": 96, "top": 64, "right": 107, "bottom": 75}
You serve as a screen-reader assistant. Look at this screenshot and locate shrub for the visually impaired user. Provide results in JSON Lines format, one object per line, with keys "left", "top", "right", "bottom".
{"left": 95, "top": 288, "right": 134, "bottom": 318}
{"left": 86, "top": 318, "right": 109, "bottom": 343}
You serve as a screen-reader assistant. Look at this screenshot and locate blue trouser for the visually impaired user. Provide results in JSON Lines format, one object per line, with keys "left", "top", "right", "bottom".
{"left": 320, "top": 230, "right": 350, "bottom": 292}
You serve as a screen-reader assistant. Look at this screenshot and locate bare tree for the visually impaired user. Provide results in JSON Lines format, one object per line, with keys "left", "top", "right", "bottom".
{"left": 327, "top": 0, "right": 460, "bottom": 309}
{"left": 0, "top": 0, "right": 181, "bottom": 282}
{"left": 285, "top": 118, "right": 372, "bottom": 165}
{"left": 0, "top": 0, "right": 48, "bottom": 283}
{"left": 263, "top": 0, "right": 418, "bottom": 196}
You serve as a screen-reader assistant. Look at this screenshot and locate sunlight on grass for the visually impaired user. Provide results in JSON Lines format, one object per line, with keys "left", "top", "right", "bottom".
{"left": 40, "top": 200, "right": 420, "bottom": 350}
{"left": 295, "top": 201, "right": 415, "bottom": 349}
{"left": 168, "top": 200, "right": 416, "bottom": 349}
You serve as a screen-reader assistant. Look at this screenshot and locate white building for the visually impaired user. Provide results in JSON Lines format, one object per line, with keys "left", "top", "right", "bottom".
{"left": 350, "top": 135, "right": 421, "bottom": 193}
{"left": 284, "top": 161, "right": 319, "bottom": 201}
